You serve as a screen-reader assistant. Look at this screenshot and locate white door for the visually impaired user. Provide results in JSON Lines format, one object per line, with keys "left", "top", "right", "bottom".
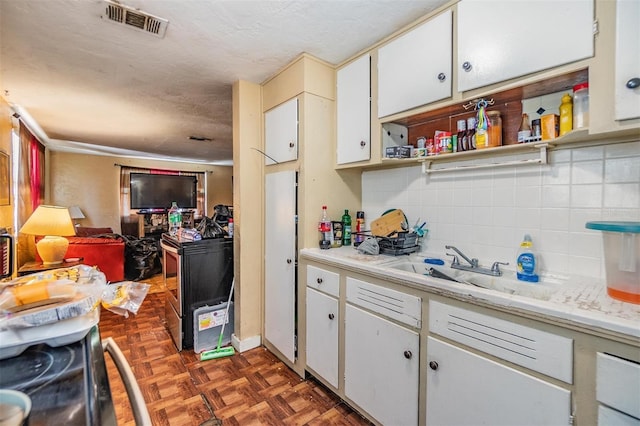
{"left": 345, "top": 304, "right": 419, "bottom": 426}
{"left": 264, "top": 170, "right": 297, "bottom": 362}
{"left": 264, "top": 98, "right": 298, "bottom": 165}
{"left": 426, "top": 336, "right": 571, "bottom": 425}
{"left": 615, "top": 0, "right": 640, "bottom": 121}
{"left": 337, "top": 54, "right": 371, "bottom": 165}
{"left": 305, "top": 288, "right": 339, "bottom": 388}
{"left": 457, "top": 0, "right": 594, "bottom": 92}
{"left": 378, "top": 9, "right": 452, "bottom": 117}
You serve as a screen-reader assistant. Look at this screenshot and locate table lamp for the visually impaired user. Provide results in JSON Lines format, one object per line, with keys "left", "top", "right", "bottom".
{"left": 20, "top": 205, "right": 76, "bottom": 265}
{"left": 68, "top": 205, "right": 85, "bottom": 227}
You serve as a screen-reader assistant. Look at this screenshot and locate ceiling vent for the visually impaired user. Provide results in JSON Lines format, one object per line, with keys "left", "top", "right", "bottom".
{"left": 102, "top": 0, "right": 169, "bottom": 38}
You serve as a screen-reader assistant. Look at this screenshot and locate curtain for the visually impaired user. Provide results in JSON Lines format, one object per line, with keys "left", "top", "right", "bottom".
{"left": 119, "top": 166, "right": 205, "bottom": 234}
{"left": 17, "top": 123, "right": 45, "bottom": 265}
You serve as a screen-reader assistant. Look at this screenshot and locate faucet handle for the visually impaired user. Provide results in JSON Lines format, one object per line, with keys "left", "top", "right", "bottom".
{"left": 446, "top": 253, "right": 459, "bottom": 266}
{"left": 491, "top": 261, "right": 509, "bottom": 275}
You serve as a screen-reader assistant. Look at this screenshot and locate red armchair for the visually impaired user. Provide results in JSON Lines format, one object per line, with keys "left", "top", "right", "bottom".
{"left": 35, "top": 227, "right": 125, "bottom": 282}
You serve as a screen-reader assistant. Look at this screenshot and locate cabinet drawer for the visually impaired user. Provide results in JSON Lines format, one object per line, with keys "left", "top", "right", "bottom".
{"left": 597, "top": 353, "right": 640, "bottom": 419}
{"left": 598, "top": 405, "right": 640, "bottom": 426}
{"left": 306, "top": 265, "right": 339, "bottom": 298}
{"left": 429, "top": 300, "right": 573, "bottom": 384}
{"left": 346, "top": 277, "right": 421, "bottom": 328}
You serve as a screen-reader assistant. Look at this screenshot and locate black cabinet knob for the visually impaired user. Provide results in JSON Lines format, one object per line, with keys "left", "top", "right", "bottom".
{"left": 437, "top": 72, "right": 446, "bottom": 81}
{"left": 328, "top": 313, "right": 335, "bottom": 320}
{"left": 286, "top": 258, "right": 292, "bottom": 264}
{"left": 404, "top": 350, "right": 412, "bottom": 359}
{"left": 429, "top": 361, "right": 439, "bottom": 370}
{"left": 360, "top": 140, "right": 366, "bottom": 147}
{"left": 316, "top": 277, "right": 323, "bottom": 284}
{"left": 462, "top": 61, "right": 472, "bottom": 72}
{"left": 289, "top": 142, "right": 295, "bottom": 148}
{"left": 626, "top": 77, "right": 640, "bottom": 89}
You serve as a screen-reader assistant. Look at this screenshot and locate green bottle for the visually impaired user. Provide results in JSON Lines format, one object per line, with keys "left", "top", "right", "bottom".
{"left": 342, "top": 209, "right": 352, "bottom": 246}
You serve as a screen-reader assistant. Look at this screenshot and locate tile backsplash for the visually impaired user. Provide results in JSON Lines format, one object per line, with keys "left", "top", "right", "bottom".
{"left": 362, "top": 140, "right": 640, "bottom": 279}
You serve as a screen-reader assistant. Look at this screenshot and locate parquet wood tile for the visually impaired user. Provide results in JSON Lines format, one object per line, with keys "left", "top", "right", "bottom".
{"left": 99, "top": 279, "right": 373, "bottom": 426}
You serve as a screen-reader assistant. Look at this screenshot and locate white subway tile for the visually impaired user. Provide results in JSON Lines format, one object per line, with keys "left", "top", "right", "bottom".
{"left": 570, "top": 185, "right": 603, "bottom": 208}
{"left": 540, "top": 252, "right": 569, "bottom": 274}
{"left": 568, "top": 255, "right": 602, "bottom": 279}
{"left": 550, "top": 149, "right": 571, "bottom": 164}
{"left": 472, "top": 206, "right": 493, "bottom": 226}
{"left": 604, "top": 157, "right": 640, "bottom": 183}
{"left": 603, "top": 183, "right": 640, "bottom": 208}
{"left": 515, "top": 186, "right": 542, "bottom": 208}
{"left": 569, "top": 232, "right": 603, "bottom": 258}
{"left": 539, "top": 230, "right": 570, "bottom": 253}
{"left": 605, "top": 141, "right": 640, "bottom": 158}
{"left": 492, "top": 206, "right": 516, "bottom": 228}
{"left": 472, "top": 186, "right": 493, "bottom": 207}
{"left": 570, "top": 208, "right": 602, "bottom": 232}
{"left": 514, "top": 207, "right": 541, "bottom": 230}
{"left": 571, "top": 160, "right": 603, "bottom": 184}
{"left": 542, "top": 164, "right": 571, "bottom": 185}
{"left": 572, "top": 145, "right": 604, "bottom": 162}
{"left": 453, "top": 187, "right": 474, "bottom": 207}
{"left": 541, "top": 208, "right": 570, "bottom": 231}
{"left": 542, "top": 185, "right": 571, "bottom": 208}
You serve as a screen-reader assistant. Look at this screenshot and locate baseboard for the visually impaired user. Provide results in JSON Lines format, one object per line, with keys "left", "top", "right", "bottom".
{"left": 231, "top": 333, "right": 261, "bottom": 353}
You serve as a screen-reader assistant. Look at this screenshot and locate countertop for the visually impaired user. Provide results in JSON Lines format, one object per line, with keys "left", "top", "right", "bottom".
{"left": 300, "top": 247, "right": 640, "bottom": 343}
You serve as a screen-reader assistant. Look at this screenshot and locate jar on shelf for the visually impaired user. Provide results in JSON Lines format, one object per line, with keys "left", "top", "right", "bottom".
{"left": 572, "top": 82, "right": 589, "bottom": 129}
{"left": 486, "top": 110, "right": 502, "bottom": 148}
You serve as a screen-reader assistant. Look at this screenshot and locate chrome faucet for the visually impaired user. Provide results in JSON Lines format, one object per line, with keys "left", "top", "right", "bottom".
{"left": 445, "top": 245, "right": 508, "bottom": 277}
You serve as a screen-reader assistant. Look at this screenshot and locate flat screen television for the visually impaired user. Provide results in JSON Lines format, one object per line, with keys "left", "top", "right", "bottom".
{"left": 130, "top": 173, "right": 197, "bottom": 210}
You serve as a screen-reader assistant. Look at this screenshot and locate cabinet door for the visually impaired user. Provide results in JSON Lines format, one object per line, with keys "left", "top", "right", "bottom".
{"left": 457, "top": 0, "right": 594, "bottom": 92}
{"left": 345, "top": 304, "right": 419, "bottom": 426}
{"left": 264, "top": 98, "right": 298, "bottom": 165}
{"left": 615, "top": 0, "right": 640, "bottom": 121}
{"left": 306, "top": 288, "right": 339, "bottom": 388}
{"left": 426, "top": 337, "right": 571, "bottom": 425}
{"left": 337, "top": 54, "right": 370, "bottom": 164}
{"left": 264, "top": 170, "right": 297, "bottom": 362}
{"left": 378, "top": 9, "right": 452, "bottom": 118}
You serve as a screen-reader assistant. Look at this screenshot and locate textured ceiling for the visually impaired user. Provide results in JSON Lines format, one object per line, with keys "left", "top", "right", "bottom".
{"left": 0, "top": 0, "right": 447, "bottom": 164}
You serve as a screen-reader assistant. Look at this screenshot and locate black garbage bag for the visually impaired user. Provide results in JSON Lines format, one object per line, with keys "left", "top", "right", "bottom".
{"left": 195, "top": 216, "right": 226, "bottom": 239}
{"left": 211, "top": 204, "right": 232, "bottom": 227}
{"left": 122, "top": 235, "right": 162, "bottom": 281}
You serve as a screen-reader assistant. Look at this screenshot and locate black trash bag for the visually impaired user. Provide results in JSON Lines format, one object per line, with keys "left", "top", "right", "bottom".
{"left": 211, "top": 204, "right": 232, "bottom": 227}
{"left": 195, "top": 216, "right": 226, "bottom": 239}
{"left": 123, "top": 235, "right": 162, "bottom": 281}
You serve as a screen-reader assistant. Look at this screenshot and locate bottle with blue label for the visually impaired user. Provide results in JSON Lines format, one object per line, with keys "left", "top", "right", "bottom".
{"left": 517, "top": 234, "right": 539, "bottom": 283}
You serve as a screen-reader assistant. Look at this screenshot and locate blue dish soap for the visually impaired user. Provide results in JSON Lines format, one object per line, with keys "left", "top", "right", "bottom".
{"left": 517, "top": 234, "right": 539, "bottom": 283}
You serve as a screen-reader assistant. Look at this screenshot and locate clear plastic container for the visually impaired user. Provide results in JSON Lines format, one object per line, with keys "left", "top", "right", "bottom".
{"left": 572, "top": 82, "right": 589, "bottom": 129}
{"left": 586, "top": 221, "right": 640, "bottom": 304}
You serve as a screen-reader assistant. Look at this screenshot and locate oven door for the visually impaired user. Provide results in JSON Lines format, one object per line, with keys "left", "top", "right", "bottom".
{"left": 161, "top": 241, "right": 181, "bottom": 316}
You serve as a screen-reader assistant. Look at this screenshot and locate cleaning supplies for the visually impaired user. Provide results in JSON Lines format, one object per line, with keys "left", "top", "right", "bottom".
{"left": 517, "top": 234, "right": 539, "bottom": 283}
{"left": 200, "top": 278, "right": 236, "bottom": 361}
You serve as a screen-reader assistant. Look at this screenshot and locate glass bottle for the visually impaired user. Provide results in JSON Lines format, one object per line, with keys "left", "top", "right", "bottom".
{"left": 487, "top": 110, "right": 502, "bottom": 147}
{"left": 342, "top": 209, "right": 352, "bottom": 246}
{"left": 466, "top": 117, "right": 477, "bottom": 150}
{"left": 517, "top": 113, "right": 532, "bottom": 143}
{"left": 559, "top": 93, "right": 573, "bottom": 136}
{"left": 354, "top": 211, "right": 365, "bottom": 246}
{"left": 456, "top": 119, "right": 467, "bottom": 152}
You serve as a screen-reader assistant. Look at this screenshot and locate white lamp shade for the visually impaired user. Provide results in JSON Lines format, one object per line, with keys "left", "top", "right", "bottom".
{"left": 20, "top": 205, "right": 76, "bottom": 264}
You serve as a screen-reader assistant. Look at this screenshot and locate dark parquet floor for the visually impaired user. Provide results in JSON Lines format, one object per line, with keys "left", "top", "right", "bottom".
{"left": 99, "top": 275, "right": 373, "bottom": 426}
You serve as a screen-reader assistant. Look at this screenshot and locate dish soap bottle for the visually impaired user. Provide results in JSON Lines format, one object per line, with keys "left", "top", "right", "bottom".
{"left": 517, "top": 234, "right": 539, "bottom": 283}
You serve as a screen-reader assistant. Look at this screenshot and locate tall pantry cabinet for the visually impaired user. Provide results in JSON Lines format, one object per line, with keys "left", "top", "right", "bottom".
{"left": 261, "top": 54, "right": 361, "bottom": 376}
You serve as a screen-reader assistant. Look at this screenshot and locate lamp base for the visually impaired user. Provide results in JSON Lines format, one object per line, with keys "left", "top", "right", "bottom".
{"left": 36, "top": 236, "right": 69, "bottom": 265}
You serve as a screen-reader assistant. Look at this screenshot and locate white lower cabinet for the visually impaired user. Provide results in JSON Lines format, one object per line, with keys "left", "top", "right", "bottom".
{"left": 305, "top": 287, "right": 339, "bottom": 388}
{"left": 344, "top": 277, "right": 421, "bottom": 426}
{"left": 597, "top": 352, "right": 640, "bottom": 424}
{"left": 426, "top": 300, "right": 572, "bottom": 425}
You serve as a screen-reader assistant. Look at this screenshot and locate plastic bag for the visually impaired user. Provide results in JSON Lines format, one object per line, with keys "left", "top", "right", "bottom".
{"left": 101, "top": 281, "right": 150, "bottom": 318}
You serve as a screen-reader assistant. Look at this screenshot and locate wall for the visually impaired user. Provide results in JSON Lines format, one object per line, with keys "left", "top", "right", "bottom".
{"left": 362, "top": 139, "right": 640, "bottom": 279}
{"left": 49, "top": 151, "right": 232, "bottom": 232}
{"left": 0, "top": 98, "right": 12, "bottom": 231}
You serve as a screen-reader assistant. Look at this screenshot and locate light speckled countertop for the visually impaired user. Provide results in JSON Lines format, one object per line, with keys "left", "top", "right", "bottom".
{"left": 300, "top": 247, "right": 640, "bottom": 342}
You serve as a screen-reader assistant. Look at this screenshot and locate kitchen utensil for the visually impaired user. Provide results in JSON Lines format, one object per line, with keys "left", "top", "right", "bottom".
{"left": 370, "top": 209, "right": 407, "bottom": 237}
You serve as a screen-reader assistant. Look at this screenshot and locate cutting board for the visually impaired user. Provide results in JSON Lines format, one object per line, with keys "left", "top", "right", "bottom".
{"left": 370, "top": 209, "right": 406, "bottom": 237}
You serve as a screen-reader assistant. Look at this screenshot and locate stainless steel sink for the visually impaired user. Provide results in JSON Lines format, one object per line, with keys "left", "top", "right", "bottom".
{"left": 386, "top": 259, "right": 557, "bottom": 301}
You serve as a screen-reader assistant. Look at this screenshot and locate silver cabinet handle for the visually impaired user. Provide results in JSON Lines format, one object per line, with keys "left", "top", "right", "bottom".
{"left": 102, "top": 337, "right": 152, "bottom": 426}
{"left": 462, "top": 61, "right": 472, "bottom": 72}
{"left": 626, "top": 78, "right": 640, "bottom": 89}
{"left": 437, "top": 72, "right": 446, "bottom": 82}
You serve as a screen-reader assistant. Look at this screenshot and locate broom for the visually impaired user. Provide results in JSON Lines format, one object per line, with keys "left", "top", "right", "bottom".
{"left": 200, "top": 277, "right": 235, "bottom": 361}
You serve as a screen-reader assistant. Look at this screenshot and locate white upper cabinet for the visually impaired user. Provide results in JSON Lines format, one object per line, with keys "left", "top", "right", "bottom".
{"left": 615, "top": 0, "right": 640, "bottom": 121}
{"left": 378, "top": 9, "right": 452, "bottom": 118}
{"left": 457, "top": 0, "right": 594, "bottom": 92}
{"left": 337, "top": 54, "right": 371, "bottom": 165}
{"left": 264, "top": 98, "right": 298, "bottom": 165}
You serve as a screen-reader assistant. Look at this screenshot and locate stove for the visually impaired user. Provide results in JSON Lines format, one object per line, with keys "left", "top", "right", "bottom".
{"left": 0, "top": 326, "right": 116, "bottom": 425}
